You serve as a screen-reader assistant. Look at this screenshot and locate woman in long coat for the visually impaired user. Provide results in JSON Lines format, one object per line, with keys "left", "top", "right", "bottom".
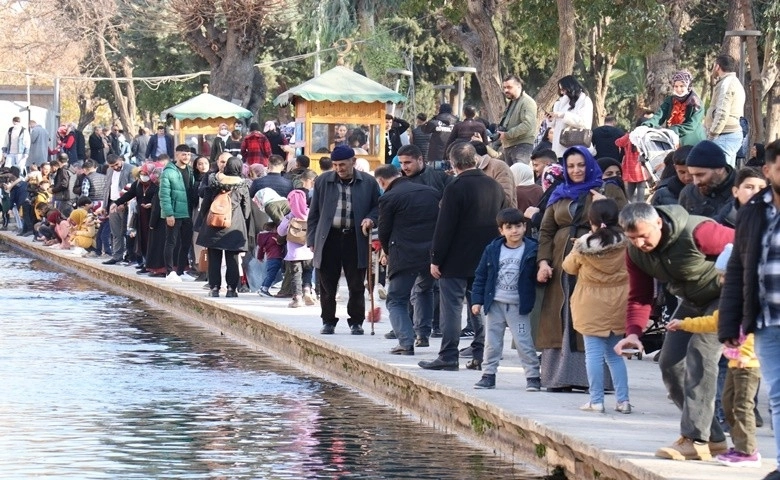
{"left": 197, "top": 157, "right": 251, "bottom": 297}
{"left": 536, "top": 146, "right": 627, "bottom": 391}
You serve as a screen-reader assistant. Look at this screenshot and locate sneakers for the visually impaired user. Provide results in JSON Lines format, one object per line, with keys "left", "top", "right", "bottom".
{"left": 459, "top": 346, "right": 473, "bottom": 358}
{"left": 716, "top": 448, "right": 762, "bottom": 468}
{"left": 225, "top": 288, "right": 238, "bottom": 298}
{"left": 166, "top": 272, "right": 182, "bottom": 282}
{"left": 303, "top": 288, "right": 316, "bottom": 306}
{"left": 709, "top": 439, "right": 729, "bottom": 456}
{"left": 430, "top": 327, "right": 443, "bottom": 338}
{"left": 474, "top": 374, "right": 495, "bottom": 389}
{"left": 288, "top": 295, "right": 303, "bottom": 308}
{"left": 384, "top": 330, "right": 397, "bottom": 340}
{"left": 525, "top": 377, "right": 541, "bottom": 392}
{"left": 655, "top": 436, "right": 711, "bottom": 461}
{"left": 615, "top": 401, "right": 632, "bottom": 414}
{"left": 460, "top": 328, "right": 475, "bottom": 338}
{"left": 579, "top": 402, "right": 605, "bottom": 413}
{"left": 258, "top": 287, "right": 272, "bottom": 297}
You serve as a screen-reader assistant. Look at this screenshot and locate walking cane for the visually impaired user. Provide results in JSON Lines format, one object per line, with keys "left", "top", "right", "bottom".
{"left": 366, "top": 233, "right": 381, "bottom": 334}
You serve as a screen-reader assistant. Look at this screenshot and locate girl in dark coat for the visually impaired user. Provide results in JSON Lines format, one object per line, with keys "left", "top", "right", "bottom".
{"left": 197, "top": 157, "right": 251, "bottom": 297}
{"left": 116, "top": 164, "right": 158, "bottom": 270}
{"left": 143, "top": 166, "right": 167, "bottom": 277}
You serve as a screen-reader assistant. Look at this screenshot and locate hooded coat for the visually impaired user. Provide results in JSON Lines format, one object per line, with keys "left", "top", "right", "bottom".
{"left": 196, "top": 158, "right": 251, "bottom": 252}
{"left": 562, "top": 232, "right": 628, "bottom": 337}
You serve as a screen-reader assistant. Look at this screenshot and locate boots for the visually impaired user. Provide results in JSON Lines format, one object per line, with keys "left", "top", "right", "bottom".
{"left": 303, "top": 287, "right": 316, "bottom": 306}
{"left": 288, "top": 295, "right": 303, "bottom": 308}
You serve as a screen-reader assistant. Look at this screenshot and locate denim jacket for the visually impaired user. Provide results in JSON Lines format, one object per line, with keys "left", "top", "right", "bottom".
{"left": 471, "top": 236, "right": 538, "bottom": 315}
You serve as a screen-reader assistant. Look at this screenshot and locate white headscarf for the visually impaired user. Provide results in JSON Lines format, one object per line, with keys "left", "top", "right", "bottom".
{"left": 510, "top": 162, "right": 535, "bottom": 186}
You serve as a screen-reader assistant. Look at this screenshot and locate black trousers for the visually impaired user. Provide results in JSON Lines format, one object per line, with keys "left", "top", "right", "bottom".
{"left": 317, "top": 228, "right": 366, "bottom": 327}
{"left": 164, "top": 217, "right": 193, "bottom": 274}
{"left": 207, "top": 248, "right": 240, "bottom": 289}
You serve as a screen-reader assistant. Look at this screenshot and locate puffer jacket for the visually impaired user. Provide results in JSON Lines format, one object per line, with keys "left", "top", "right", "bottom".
{"left": 159, "top": 161, "right": 193, "bottom": 219}
{"left": 562, "top": 232, "right": 628, "bottom": 337}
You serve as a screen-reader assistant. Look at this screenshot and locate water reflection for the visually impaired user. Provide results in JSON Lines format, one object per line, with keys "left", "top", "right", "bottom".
{"left": 0, "top": 248, "right": 541, "bottom": 479}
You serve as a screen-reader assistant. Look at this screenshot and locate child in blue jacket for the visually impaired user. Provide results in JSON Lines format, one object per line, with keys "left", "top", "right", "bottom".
{"left": 471, "top": 208, "right": 540, "bottom": 391}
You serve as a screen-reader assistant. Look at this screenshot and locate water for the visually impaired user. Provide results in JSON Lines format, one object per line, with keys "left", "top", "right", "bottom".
{"left": 0, "top": 248, "right": 542, "bottom": 479}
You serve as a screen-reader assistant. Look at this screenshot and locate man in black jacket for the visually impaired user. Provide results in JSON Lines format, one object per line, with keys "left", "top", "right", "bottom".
{"left": 385, "top": 114, "right": 410, "bottom": 164}
{"left": 678, "top": 140, "right": 735, "bottom": 217}
{"left": 375, "top": 165, "right": 441, "bottom": 355}
{"left": 720, "top": 140, "right": 780, "bottom": 480}
{"left": 421, "top": 104, "right": 458, "bottom": 169}
{"left": 419, "top": 142, "right": 505, "bottom": 371}
{"left": 591, "top": 115, "right": 625, "bottom": 160}
{"left": 397, "top": 144, "right": 452, "bottom": 194}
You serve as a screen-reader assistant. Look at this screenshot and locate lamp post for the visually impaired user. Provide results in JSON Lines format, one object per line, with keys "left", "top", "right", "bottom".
{"left": 386, "top": 68, "right": 413, "bottom": 117}
{"left": 446, "top": 66, "right": 477, "bottom": 118}
{"left": 724, "top": 30, "right": 761, "bottom": 85}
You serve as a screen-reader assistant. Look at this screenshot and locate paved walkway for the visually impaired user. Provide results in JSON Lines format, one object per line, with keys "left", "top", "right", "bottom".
{"left": 2, "top": 231, "right": 777, "bottom": 480}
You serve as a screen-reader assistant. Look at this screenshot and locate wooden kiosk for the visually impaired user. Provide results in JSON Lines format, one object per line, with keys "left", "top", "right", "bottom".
{"left": 273, "top": 66, "right": 406, "bottom": 171}
{"left": 161, "top": 85, "right": 253, "bottom": 156}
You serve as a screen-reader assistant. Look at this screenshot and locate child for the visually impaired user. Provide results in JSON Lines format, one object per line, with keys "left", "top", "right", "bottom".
{"left": 666, "top": 244, "right": 762, "bottom": 468}
{"left": 562, "top": 198, "right": 631, "bottom": 413}
{"left": 277, "top": 189, "right": 315, "bottom": 308}
{"left": 256, "top": 222, "right": 284, "bottom": 297}
{"left": 471, "top": 208, "right": 541, "bottom": 391}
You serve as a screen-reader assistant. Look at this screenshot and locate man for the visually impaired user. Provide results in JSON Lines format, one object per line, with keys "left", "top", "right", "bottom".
{"left": 385, "top": 114, "right": 410, "bottom": 164}
{"left": 614, "top": 202, "right": 733, "bottom": 461}
{"left": 530, "top": 149, "right": 557, "bottom": 185}
{"left": 108, "top": 125, "right": 121, "bottom": 156}
{"left": 396, "top": 144, "right": 452, "bottom": 194}
{"left": 706, "top": 54, "right": 746, "bottom": 168}
{"left": 410, "top": 113, "right": 431, "bottom": 162}
{"left": 159, "top": 145, "right": 195, "bottom": 281}
{"left": 81, "top": 159, "right": 107, "bottom": 205}
{"left": 240, "top": 122, "right": 272, "bottom": 166}
{"left": 3, "top": 116, "right": 29, "bottom": 171}
{"left": 249, "top": 154, "right": 293, "bottom": 199}
{"left": 719, "top": 140, "right": 780, "bottom": 480}
{"left": 27, "top": 119, "right": 49, "bottom": 168}
{"left": 307, "top": 145, "right": 379, "bottom": 335}
{"left": 421, "top": 104, "right": 458, "bottom": 170}
{"left": 419, "top": 143, "right": 505, "bottom": 371}
{"left": 592, "top": 114, "right": 625, "bottom": 160}
{"left": 101, "top": 154, "right": 135, "bottom": 265}
{"left": 473, "top": 141, "right": 517, "bottom": 209}
{"left": 88, "top": 125, "right": 106, "bottom": 165}
{"left": 130, "top": 127, "right": 150, "bottom": 164}
{"left": 678, "top": 140, "right": 736, "bottom": 218}
{"left": 445, "top": 105, "right": 488, "bottom": 154}
{"left": 375, "top": 165, "right": 441, "bottom": 354}
{"left": 210, "top": 123, "right": 231, "bottom": 164}
{"left": 50, "top": 155, "right": 72, "bottom": 212}
{"left": 146, "top": 125, "right": 175, "bottom": 161}
{"left": 651, "top": 146, "right": 694, "bottom": 206}
{"left": 495, "top": 75, "right": 537, "bottom": 166}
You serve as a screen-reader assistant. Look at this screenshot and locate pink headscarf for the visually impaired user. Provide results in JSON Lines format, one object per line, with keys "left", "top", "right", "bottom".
{"left": 287, "top": 189, "right": 308, "bottom": 219}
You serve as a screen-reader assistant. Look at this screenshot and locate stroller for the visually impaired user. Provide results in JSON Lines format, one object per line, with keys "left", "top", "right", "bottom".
{"left": 628, "top": 127, "right": 679, "bottom": 189}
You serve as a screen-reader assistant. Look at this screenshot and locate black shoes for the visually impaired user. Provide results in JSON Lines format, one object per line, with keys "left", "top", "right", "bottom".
{"left": 418, "top": 358, "right": 459, "bottom": 371}
{"left": 136, "top": 268, "right": 149, "bottom": 275}
{"left": 474, "top": 374, "right": 496, "bottom": 389}
{"left": 102, "top": 258, "right": 119, "bottom": 265}
{"left": 225, "top": 288, "right": 238, "bottom": 298}
{"left": 209, "top": 288, "right": 219, "bottom": 297}
{"left": 384, "top": 330, "right": 397, "bottom": 339}
{"left": 465, "top": 359, "right": 482, "bottom": 370}
{"left": 390, "top": 345, "right": 414, "bottom": 355}
{"left": 415, "top": 336, "right": 429, "bottom": 347}
{"left": 148, "top": 272, "right": 166, "bottom": 278}
{"left": 350, "top": 324, "right": 364, "bottom": 335}
{"left": 430, "top": 327, "right": 443, "bottom": 338}
{"left": 320, "top": 324, "right": 335, "bottom": 335}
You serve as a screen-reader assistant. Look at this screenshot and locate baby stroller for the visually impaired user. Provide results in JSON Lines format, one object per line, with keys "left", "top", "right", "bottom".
{"left": 628, "top": 127, "right": 679, "bottom": 189}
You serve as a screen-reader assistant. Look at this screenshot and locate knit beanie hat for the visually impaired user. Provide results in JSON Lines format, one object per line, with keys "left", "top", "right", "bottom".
{"left": 331, "top": 145, "right": 355, "bottom": 161}
{"left": 597, "top": 157, "right": 622, "bottom": 175}
{"left": 685, "top": 140, "right": 727, "bottom": 169}
{"left": 715, "top": 243, "right": 733, "bottom": 274}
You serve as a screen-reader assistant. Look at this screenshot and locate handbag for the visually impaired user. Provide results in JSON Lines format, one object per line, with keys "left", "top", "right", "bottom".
{"left": 560, "top": 127, "right": 593, "bottom": 148}
{"left": 198, "top": 249, "right": 209, "bottom": 273}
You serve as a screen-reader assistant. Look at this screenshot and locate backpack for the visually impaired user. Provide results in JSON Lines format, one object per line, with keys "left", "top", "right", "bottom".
{"left": 207, "top": 191, "right": 232, "bottom": 228}
{"left": 287, "top": 217, "right": 307, "bottom": 244}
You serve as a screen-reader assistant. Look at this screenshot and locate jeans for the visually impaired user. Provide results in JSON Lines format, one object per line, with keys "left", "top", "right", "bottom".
{"left": 108, "top": 206, "right": 128, "bottom": 261}
{"left": 261, "top": 258, "right": 283, "bottom": 289}
{"left": 207, "top": 248, "right": 240, "bottom": 289}
{"left": 438, "top": 277, "right": 474, "bottom": 363}
{"left": 387, "top": 269, "right": 435, "bottom": 348}
{"left": 96, "top": 220, "right": 112, "bottom": 255}
{"left": 483, "top": 301, "right": 539, "bottom": 378}
{"left": 722, "top": 366, "right": 760, "bottom": 454}
{"left": 290, "top": 260, "right": 312, "bottom": 296}
{"left": 502, "top": 143, "right": 534, "bottom": 166}
{"left": 583, "top": 333, "right": 629, "bottom": 405}
{"left": 754, "top": 325, "right": 780, "bottom": 465}
{"left": 658, "top": 299, "right": 726, "bottom": 442}
{"left": 317, "top": 229, "right": 365, "bottom": 327}
{"left": 715, "top": 355, "right": 728, "bottom": 423}
{"left": 711, "top": 131, "right": 742, "bottom": 168}
{"left": 164, "top": 217, "right": 193, "bottom": 274}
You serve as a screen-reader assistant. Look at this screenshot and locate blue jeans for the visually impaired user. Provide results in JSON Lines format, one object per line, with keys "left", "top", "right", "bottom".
{"left": 262, "top": 258, "right": 283, "bottom": 289}
{"left": 387, "top": 269, "right": 435, "bottom": 348}
{"left": 754, "top": 326, "right": 780, "bottom": 465}
{"left": 583, "top": 333, "right": 629, "bottom": 405}
{"left": 96, "top": 220, "right": 112, "bottom": 255}
{"left": 711, "top": 131, "right": 742, "bottom": 168}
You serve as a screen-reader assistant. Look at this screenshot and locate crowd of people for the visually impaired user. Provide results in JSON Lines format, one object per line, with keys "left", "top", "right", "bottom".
{"left": 3, "top": 51, "right": 780, "bottom": 479}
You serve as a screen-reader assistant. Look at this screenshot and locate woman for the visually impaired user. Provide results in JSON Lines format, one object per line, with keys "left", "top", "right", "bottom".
{"left": 197, "top": 156, "right": 251, "bottom": 298}
{"left": 511, "top": 162, "right": 543, "bottom": 213}
{"left": 548, "top": 76, "right": 594, "bottom": 158}
{"left": 596, "top": 157, "right": 626, "bottom": 193}
{"left": 642, "top": 70, "right": 705, "bottom": 147}
{"left": 534, "top": 126, "right": 554, "bottom": 153}
{"left": 536, "top": 146, "right": 627, "bottom": 391}
{"left": 116, "top": 163, "right": 158, "bottom": 273}
{"left": 264, "top": 121, "right": 288, "bottom": 157}
{"left": 143, "top": 166, "right": 168, "bottom": 277}
{"left": 277, "top": 189, "right": 315, "bottom": 307}
{"left": 67, "top": 200, "right": 97, "bottom": 252}
{"left": 745, "top": 143, "right": 765, "bottom": 167}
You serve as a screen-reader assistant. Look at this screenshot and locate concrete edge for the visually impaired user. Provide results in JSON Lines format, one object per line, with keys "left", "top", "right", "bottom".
{"left": 2, "top": 233, "right": 667, "bottom": 480}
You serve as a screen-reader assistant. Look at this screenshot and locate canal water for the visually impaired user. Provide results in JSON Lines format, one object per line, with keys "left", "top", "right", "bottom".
{"left": 0, "top": 248, "right": 543, "bottom": 479}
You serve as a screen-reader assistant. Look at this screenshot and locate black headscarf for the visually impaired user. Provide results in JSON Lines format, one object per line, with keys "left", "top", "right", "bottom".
{"left": 223, "top": 156, "right": 243, "bottom": 177}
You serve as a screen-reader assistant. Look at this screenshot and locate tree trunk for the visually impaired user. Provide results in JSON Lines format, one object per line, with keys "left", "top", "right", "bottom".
{"left": 720, "top": 0, "right": 744, "bottom": 59}
{"left": 588, "top": 22, "right": 617, "bottom": 126}
{"left": 644, "top": 0, "right": 686, "bottom": 110}
{"left": 534, "top": 0, "right": 576, "bottom": 123}
{"left": 95, "top": 31, "right": 136, "bottom": 136}
{"left": 768, "top": 79, "right": 780, "bottom": 143}
{"left": 436, "top": 0, "right": 505, "bottom": 123}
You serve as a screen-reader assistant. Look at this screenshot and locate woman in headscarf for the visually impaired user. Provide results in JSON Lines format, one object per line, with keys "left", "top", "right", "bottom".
{"left": 642, "top": 70, "right": 705, "bottom": 147}
{"left": 144, "top": 166, "right": 168, "bottom": 277}
{"left": 535, "top": 146, "right": 628, "bottom": 392}
{"left": 115, "top": 162, "right": 158, "bottom": 272}
{"left": 511, "top": 162, "right": 543, "bottom": 213}
{"left": 197, "top": 156, "right": 251, "bottom": 298}
{"left": 277, "top": 189, "right": 316, "bottom": 307}
{"left": 67, "top": 200, "right": 97, "bottom": 251}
